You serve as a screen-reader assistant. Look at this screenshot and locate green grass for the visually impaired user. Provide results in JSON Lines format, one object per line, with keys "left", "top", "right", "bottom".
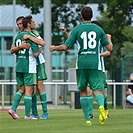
{"left": 0, "top": 109, "right": 133, "bottom": 133}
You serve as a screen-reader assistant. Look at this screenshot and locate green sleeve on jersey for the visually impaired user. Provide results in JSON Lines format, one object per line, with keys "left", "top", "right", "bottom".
{"left": 64, "top": 29, "right": 76, "bottom": 48}
{"left": 103, "top": 47, "right": 107, "bottom": 52}
{"left": 26, "top": 39, "right": 39, "bottom": 53}
{"left": 23, "top": 31, "right": 39, "bottom": 53}
{"left": 100, "top": 45, "right": 107, "bottom": 52}
{"left": 31, "top": 29, "right": 40, "bottom": 37}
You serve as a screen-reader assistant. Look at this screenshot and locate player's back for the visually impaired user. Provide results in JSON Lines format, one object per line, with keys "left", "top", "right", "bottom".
{"left": 65, "top": 22, "right": 109, "bottom": 70}
{"left": 74, "top": 22, "right": 106, "bottom": 50}
{"left": 14, "top": 31, "right": 38, "bottom": 73}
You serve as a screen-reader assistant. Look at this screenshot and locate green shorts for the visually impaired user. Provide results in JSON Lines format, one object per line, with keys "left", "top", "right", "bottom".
{"left": 16, "top": 72, "right": 37, "bottom": 86}
{"left": 37, "top": 63, "right": 47, "bottom": 81}
{"left": 76, "top": 69, "right": 105, "bottom": 91}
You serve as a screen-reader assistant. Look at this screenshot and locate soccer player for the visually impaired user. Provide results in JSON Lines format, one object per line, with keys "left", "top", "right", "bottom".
{"left": 60, "top": 21, "right": 111, "bottom": 119}
{"left": 91, "top": 20, "right": 110, "bottom": 118}
{"left": 49, "top": 6, "right": 113, "bottom": 125}
{"left": 60, "top": 27, "right": 94, "bottom": 119}
{"left": 8, "top": 16, "right": 31, "bottom": 120}
{"left": 23, "top": 15, "right": 48, "bottom": 119}
{"left": 11, "top": 17, "right": 40, "bottom": 119}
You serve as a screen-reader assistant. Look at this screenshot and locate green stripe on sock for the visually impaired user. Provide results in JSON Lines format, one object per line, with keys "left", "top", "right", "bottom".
{"left": 40, "top": 92, "right": 46, "bottom": 96}
{"left": 86, "top": 96, "right": 93, "bottom": 99}
{"left": 24, "top": 96, "right": 32, "bottom": 100}
{"left": 80, "top": 96, "right": 88, "bottom": 100}
{"left": 16, "top": 92, "right": 23, "bottom": 96}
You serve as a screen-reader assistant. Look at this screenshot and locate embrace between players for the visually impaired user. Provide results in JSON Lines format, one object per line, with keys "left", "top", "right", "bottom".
{"left": 8, "top": 15, "right": 48, "bottom": 120}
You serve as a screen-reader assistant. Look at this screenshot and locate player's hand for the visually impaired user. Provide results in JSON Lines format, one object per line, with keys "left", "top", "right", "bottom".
{"left": 60, "top": 27, "right": 66, "bottom": 33}
{"left": 23, "top": 34, "right": 30, "bottom": 40}
{"left": 106, "top": 34, "right": 111, "bottom": 38}
{"left": 20, "top": 42, "right": 31, "bottom": 49}
{"left": 49, "top": 45, "right": 55, "bottom": 52}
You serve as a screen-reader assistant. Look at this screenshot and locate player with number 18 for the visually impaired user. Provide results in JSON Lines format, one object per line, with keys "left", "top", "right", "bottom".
{"left": 49, "top": 6, "right": 113, "bottom": 126}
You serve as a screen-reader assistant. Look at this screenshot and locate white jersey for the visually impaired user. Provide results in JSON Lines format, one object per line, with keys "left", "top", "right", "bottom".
{"left": 36, "top": 36, "right": 45, "bottom": 64}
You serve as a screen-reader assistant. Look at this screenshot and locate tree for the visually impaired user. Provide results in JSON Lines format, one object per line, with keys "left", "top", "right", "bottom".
{"left": 1, "top": 0, "right": 133, "bottom": 80}
{"left": 97, "top": 0, "right": 133, "bottom": 80}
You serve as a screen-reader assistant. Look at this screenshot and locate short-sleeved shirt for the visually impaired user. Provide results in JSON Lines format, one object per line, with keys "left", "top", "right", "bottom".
{"left": 14, "top": 31, "right": 39, "bottom": 73}
{"left": 64, "top": 22, "right": 109, "bottom": 70}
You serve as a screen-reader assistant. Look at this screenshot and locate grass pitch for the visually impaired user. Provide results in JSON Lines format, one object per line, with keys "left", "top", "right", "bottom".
{"left": 0, "top": 109, "right": 133, "bottom": 133}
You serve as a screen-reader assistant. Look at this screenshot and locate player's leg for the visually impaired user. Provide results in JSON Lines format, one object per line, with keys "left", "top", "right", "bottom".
{"left": 36, "top": 63, "right": 48, "bottom": 120}
{"left": 31, "top": 88, "right": 39, "bottom": 118}
{"left": 8, "top": 73, "right": 24, "bottom": 119}
{"left": 11, "top": 86, "right": 25, "bottom": 111}
{"left": 94, "top": 90, "right": 106, "bottom": 125}
{"left": 77, "top": 69, "right": 92, "bottom": 126}
{"left": 86, "top": 86, "right": 94, "bottom": 119}
{"left": 24, "top": 73, "right": 37, "bottom": 120}
{"left": 90, "top": 70, "right": 106, "bottom": 125}
{"left": 104, "top": 86, "right": 109, "bottom": 118}
{"left": 104, "top": 74, "right": 109, "bottom": 118}
{"left": 37, "top": 80, "right": 48, "bottom": 119}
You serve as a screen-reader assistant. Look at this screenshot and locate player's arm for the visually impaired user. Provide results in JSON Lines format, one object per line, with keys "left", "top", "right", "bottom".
{"left": 33, "top": 52, "right": 40, "bottom": 58}
{"left": 106, "top": 34, "right": 113, "bottom": 52}
{"left": 23, "top": 34, "right": 45, "bottom": 46}
{"left": 100, "top": 51, "right": 110, "bottom": 57}
{"left": 31, "top": 42, "right": 41, "bottom": 58}
{"left": 60, "top": 27, "right": 70, "bottom": 39}
{"left": 49, "top": 44, "right": 68, "bottom": 52}
{"left": 51, "top": 28, "right": 75, "bottom": 52}
{"left": 10, "top": 42, "right": 30, "bottom": 54}
{"left": 10, "top": 45, "right": 21, "bottom": 54}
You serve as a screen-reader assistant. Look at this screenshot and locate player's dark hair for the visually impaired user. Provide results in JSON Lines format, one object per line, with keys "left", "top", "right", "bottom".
{"left": 16, "top": 16, "right": 24, "bottom": 22}
{"left": 22, "top": 18, "right": 31, "bottom": 28}
{"left": 25, "top": 15, "right": 33, "bottom": 20}
{"left": 91, "top": 20, "right": 103, "bottom": 28}
{"left": 81, "top": 6, "right": 93, "bottom": 20}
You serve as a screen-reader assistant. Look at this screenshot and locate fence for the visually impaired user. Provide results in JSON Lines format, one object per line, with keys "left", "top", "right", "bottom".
{"left": 0, "top": 81, "right": 132, "bottom": 109}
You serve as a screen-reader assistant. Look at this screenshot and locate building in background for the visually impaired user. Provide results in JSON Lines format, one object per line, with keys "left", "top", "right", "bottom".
{"left": 0, "top": 4, "right": 101, "bottom": 80}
